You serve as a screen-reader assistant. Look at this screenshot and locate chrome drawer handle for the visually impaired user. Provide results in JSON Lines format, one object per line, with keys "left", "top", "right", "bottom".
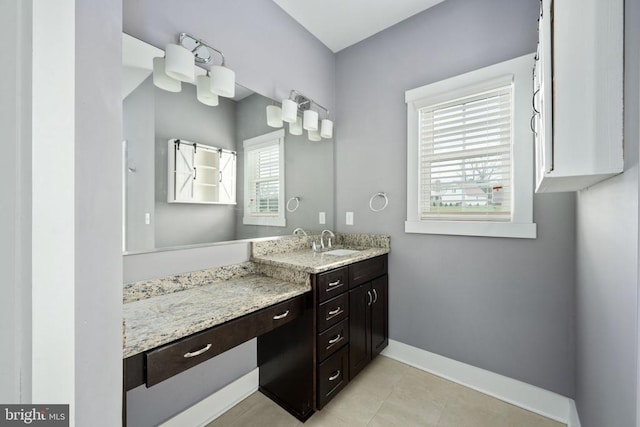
{"left": 183, "top": 343, "right": 212, "bottom": 358}
{"left": 328, "top": 334, "right": 342, "bottom": 345}
{"left": 272, "top": 310, "right": 289, "bottom": 320}
{"left": 326, "top": 280, "right": 342, "bottom": 290}
{"left": 326, "top": 307, "right": 342, "bottom": 321}
{"left": 328, "top": 370, "right": 341, "bottom": 381}
{"left": 372, "top": 289, "right": 378, "bottom": 304}
{"left": 326, "top": 334, "right": 342, "bottom": 349}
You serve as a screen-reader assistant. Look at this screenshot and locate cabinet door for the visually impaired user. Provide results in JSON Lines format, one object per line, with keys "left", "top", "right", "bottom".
{"left": 371, "top": 275, "right": 388, "bottom": 357}
{"left": 348, "top": 282, "right": 371, "bottom": 380}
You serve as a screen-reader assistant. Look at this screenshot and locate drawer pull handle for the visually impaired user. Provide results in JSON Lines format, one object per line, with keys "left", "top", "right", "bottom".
{"left": 329, "top": 370, "right": 341, "bottom": 381}
{"left": 272, "top": 310, "right": 289, "bottom": 320}
{"left": 326, "top": 280, "right": 342, "bottom": 290}
{"left": 372, "top": 289, "right": 378, "bottom": 304}
{"left": 326, "top": 307, "right": 342, "bottom": 320}
{"left": 183, "top": 343, "right": 212, "bottom": 358}
{"left": 326, "top": 334, "right": 342, "bottom": 349}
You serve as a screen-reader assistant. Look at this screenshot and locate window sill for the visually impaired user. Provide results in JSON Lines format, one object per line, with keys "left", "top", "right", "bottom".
{"left": 404, "top": 220, "right": 537, "bottom": 239}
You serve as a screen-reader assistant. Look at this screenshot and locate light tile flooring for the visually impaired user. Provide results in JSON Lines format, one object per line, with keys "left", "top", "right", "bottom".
{"left": 207, "top": 356, "right": 566, "bottom": 427}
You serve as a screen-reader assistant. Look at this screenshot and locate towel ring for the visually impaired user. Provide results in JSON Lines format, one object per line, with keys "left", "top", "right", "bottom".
{"left": 286, "top": 197, "right": 301, "bottom": 212}
{"left": 369, "top": 192, "right": 388, "bottom": 212}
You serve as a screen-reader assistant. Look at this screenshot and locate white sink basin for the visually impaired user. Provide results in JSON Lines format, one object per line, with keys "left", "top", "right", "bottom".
{"left": 323, "top": 249, "right": 360, "bottom": 256}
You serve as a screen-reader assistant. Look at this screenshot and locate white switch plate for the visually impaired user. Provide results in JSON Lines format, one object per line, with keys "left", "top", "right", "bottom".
{"left": 145, "top": 213, "right": 151, "bottom": 225}
{"left": 346, "top": 211, "right": 354, "bottom": 225}
{"left": 319, "top": 212, "right": 326, "bottom": 225}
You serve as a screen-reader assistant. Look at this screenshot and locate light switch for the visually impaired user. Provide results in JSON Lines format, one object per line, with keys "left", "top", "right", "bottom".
{"left": 319, "top": 212, "right": 326, "bottom": 225}
{"left": 145, "top": 213, "right": 151, "bottom": 225}
{"left": 346, "top": 211, "right": 354, "bottom": 225}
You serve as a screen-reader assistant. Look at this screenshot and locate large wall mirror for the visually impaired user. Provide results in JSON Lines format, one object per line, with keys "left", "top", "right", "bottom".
{"left": 123, "top": 34, "right": 334, "bottom": 253}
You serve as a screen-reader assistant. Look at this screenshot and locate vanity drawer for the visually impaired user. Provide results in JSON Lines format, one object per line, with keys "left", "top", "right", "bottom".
{"left": 146, "top": 315, "right": 256, "bottom": 387}
{"left": 317, "top": 267, "right": 348, "bottom": 303}
{"left": 349, "top": 255, "right": 387, "bottom": 288}
{"left": 317, "top": 346, "right": 349, "bottom": 409}
{"left": 254, "top": 295, "right": 305, "bottom": 336}
{"left": 317, "top": 318, "right": 349, "bottom": 362}
{"left": 146, "top": 294, "right": 306, "bottom": 387}
{"left": 317, "top": 293, "right": 348, "bottom": 331}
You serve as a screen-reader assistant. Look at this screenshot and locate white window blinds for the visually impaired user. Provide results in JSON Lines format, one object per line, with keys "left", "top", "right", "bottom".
{"left": 247, "top": 143, "right": 280, "bottom": 215}
{"left": 419, "top": 84, "right": 513, "bottom": 221}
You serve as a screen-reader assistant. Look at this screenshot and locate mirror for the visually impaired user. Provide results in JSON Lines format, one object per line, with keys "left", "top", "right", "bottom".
{"left": 122, "top": 34, "right": 334, "bottom": 253}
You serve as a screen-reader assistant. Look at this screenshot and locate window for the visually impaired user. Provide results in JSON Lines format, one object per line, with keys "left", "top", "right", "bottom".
{"left": 405, "top": 54, "right": 536, "bottom": 238}
{"left": 243, "top": 129, "right": 285, "bottom": 226}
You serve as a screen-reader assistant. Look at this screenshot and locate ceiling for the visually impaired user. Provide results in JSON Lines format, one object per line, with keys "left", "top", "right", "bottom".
{"left": 272, "top": 0, "right": 446, "bottom": 52}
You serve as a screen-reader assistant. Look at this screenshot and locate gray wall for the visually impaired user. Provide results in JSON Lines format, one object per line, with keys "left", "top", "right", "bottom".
{"left": 574, "top": 1, "right": 640, "bottom": 426}
{"left": 0, "top": 0, "right": 32, "bottom": 404}
{"left": 75, "top": 0, "right": 123, "bottom": 424}
{"left": 124, "top": 76, "right": 155, "bottom": 251}
{"left": 123, "top": 0, "right": 335, "bottom": 424}
{"left": 335, "top": 0, "right": 576, "bottom": 396}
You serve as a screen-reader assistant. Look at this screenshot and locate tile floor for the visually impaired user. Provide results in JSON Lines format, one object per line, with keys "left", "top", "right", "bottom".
{"left": 206, "top": 356, "right": 566, "bottom": 427}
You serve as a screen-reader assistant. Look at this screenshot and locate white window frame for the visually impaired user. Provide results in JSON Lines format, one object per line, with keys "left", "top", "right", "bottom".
{"left": 405, "top": 54, "right": 536, "bottom": 239}
{"left": 243, "top": 129, "right": 286, "bottom": 227}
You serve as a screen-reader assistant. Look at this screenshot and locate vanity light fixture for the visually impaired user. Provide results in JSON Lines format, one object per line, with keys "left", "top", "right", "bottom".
{"left": 320, "top": 118, "right": 333, "bottom": 139}
{"left": 266, "top": 104, "right": 283, "bottom": 128}
{"left": 280, "top": 90, "right": 334, "bottom": 141}
{"left": 289, "top": 116, "right": 303, "bottom": 135}
{"left": 281, "top": 98, "right": 298, "bottom": 123}
{"left": 303, "top": 110, "right": 319, "bottom": 131}
{"left": 308, "top": 129, "right": 322, "bottom": 141}
{"left": 165, "top": 43, "right": 196, "bottom": 83}
{"left": 153, "top": 32, "right": 235, "bottom": 104}
{"left": 152, "top": 57, "right": 182, "bottom": 92}
{"left": 196, "top": 72, "right": 219, "bottom": 106}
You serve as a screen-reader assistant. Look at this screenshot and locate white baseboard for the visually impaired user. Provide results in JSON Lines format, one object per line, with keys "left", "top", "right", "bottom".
{"left": 381, "top": 339, "right": 580, "bottom": 426}
{"left": 568, "top": 399, "right": 582, "bottom": 427}
{"left": 159, "top": 368, "right": 259, "bottom": 427}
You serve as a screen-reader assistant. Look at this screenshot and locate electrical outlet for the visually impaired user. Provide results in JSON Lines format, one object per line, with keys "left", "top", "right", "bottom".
{"left": 346, "top": 211, "right": 354, "bottom": 225}
{"left": 319, "top": 212, "right": 326, "bottom": 225}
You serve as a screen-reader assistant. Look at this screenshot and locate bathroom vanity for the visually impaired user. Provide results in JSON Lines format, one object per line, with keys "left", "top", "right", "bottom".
{"left": 122, "top": 234, "right": 389, "bottom": 424}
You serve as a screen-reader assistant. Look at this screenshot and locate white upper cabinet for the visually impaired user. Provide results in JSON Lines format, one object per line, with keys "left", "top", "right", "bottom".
{"left": 167, "top": 139, "right": 237, "bottom": 204}
{"left": 533, "top": 0, "right": 623, "bottom": 193}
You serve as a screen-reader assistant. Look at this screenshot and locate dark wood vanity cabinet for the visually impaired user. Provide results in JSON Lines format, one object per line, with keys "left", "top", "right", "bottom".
{"left": 314, "top": 266, "right": 350, "bottom": 409}
{"left": 349, "top": 274, "right": 388, "bottom": 379}
{"left": 258, "top": 292, "right": 315, "bottom": 421}
{"left": 257, "top": 254, "right": 388, "bottom": 421}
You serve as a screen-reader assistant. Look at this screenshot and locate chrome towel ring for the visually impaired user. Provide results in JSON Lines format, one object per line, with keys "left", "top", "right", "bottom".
{"left": 286, "top": 196, "right": 301, "bottom": 212}
{"left": 369, "top": 192, "right": 388, "bottom": 212}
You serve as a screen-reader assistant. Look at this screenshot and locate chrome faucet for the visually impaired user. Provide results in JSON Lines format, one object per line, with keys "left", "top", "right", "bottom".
{"left": 321, "top": 229, "right": 335, "bottom": 250}
{"left": 293, "top": 227, "right": 307, "bottom": 236}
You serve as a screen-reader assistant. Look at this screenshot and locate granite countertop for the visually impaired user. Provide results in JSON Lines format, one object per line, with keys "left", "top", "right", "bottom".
{"left": 251, "top": 247, "right": 390, "bottom": 274}
{"left": 123, "top": 275, "right": 310, "bottom": 358}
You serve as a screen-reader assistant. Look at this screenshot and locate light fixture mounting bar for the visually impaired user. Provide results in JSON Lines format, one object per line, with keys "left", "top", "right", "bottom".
{"left": 290, "top": 90, "right": 330, "bottom": 117}
{"left": 179, "top": 32, "right": 226, "bottom": 66}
